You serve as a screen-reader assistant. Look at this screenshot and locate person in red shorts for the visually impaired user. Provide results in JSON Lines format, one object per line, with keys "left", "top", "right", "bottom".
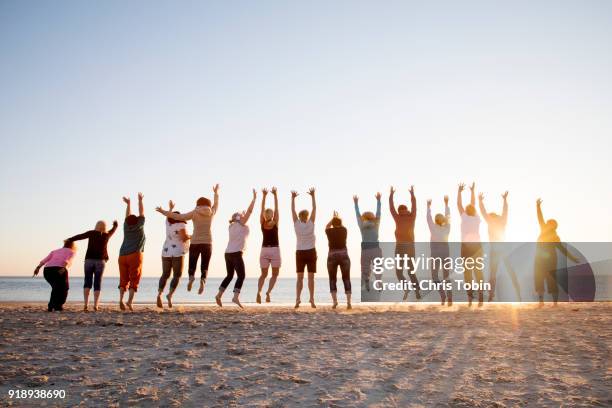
{"left": 118, "top": 192, "right": 146, "bottom": 311}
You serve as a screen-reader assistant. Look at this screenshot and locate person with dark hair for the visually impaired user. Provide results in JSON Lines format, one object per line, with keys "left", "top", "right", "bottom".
{"left": 67, "top": 220, "right": 118, "bottom": 311}
{"left": 118, "top": 192, "right": 145, "bottom": 311}
{"left": 256, "top": 187, "right": 281, "bottom": 303}
{"left": 325, "top": 211, "right": 351, "bottom": 309}
{"left": 33, "top": 240, "right": 76, "bottom": 312}
{"left": 479, "top": 191, "right": 521, "bottom": 302}
{"left": 389, "top": 186, "right": 420, "bottom": 301}
{"left": 354, "top": 192, "right": 382, "bottom": 293}
{"left": 291, "top": 188, "right": 317, "bottom": 309}
{"left": 457, "top": 182, "right": 483, "bottom": 306}
{"left": 535, "top": 199, "right": 579, "bottom": 306}
{"left": 215, "top": 189, "right": 257, "bottom": 309}
{"left": 155, "top": 201, "right": 190, "bottom": 309}
{"left": 157, "top": 184, "right": 219, "bottom": 295}
{"left": 427, "top": 196, "right": 452, "bottom": 305}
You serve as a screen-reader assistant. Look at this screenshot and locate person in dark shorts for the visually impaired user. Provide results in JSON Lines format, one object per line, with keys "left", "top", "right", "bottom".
{"left": 291, "top": 187, "right": 317, "bottom": 308}
{"left": 325, "top": 211, "right": 351, "bottom": 309}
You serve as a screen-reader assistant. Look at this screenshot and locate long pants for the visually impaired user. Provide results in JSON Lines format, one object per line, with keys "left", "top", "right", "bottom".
{"left": 361, "top": 245, "right": 382, "bottom": 282}
{"left": 159, "top": 256, "right": 184, "bottom": 292}
{"left": 327, "top": 249, "right": 351, "bottom": 293}
{"left": 118, "top": 252, "right": 143, "bottom": 291}
{"left": 83, "top": 259, "right": 106, "bottom": 291}
{"left": 43, "top": 267, "right": 69, "bottom": 311}
{"left": 395, "top": 242, "right": 419, "bottom": 288}
{"left": 220, "top": 252, "right": 245, "bottom": 293}
{"left": 188, "top": 243, "right": 212, "bottom": 279}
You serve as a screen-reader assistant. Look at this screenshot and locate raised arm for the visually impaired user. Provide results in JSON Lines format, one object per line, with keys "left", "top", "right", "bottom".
{"left": 212, "top": 184, "right": 219, "bottom": 214}
{"left": 375, "top": 192, "right": 382, "bottom": 220}
{"left": 501, "top": 191, "right": 509, "bottom": 224}
{"left": 469, "top": 182, "right": 476, "bottom": 208}
{"left": 457, "top": 183, "right": 465, "bottom": 215}
{"left": 308, "top": 187, "right": 316, "bottom": 222}
{"left": 122, "top": 196, "right": 131, "bottom": 218}
{"left": 478, "top": 193, "right": 491, "bottom": 223}
{"left": 325, "top": 211, "right": 337, "bottom": 230}
{"left": 426, "top": 199, "right": 434, "bottom": 230}
{"left": 409, "top": 185, "right": 416, "bottom": 218}
{"left": 108, "top": 220, "right": 118, "bottom": 237}
{"left": 389, "top": 186, "right": 398, "bottom": 219}
{"left": 241, "top": 189, "right": 257, "bottom": 224}
{"left": 272, "top": 187, "right": 279, "bottom": 223}
{"left": 138, "top": 192, "right": 144, "bottom": 217}
{"left": 291, "top": 191, "right": 298, "bottom": 222}
{"left": 353, "top": 195, "right": 362, "bottom": 228}
{"left": 156, "top": 203, "right": 194, "bottom": 221}
{"left": 67, "top": 230, "right": 92, "bottom": 242}
{"left": 556, "top": 242, "right": 579, "bottom": 263}
{"left": 444, "top": 195, "right": 450, "bottom": 221}
{"left": 536, "top": 198, "right": 545, "bottom": 228}
{"left": 260, "top": 188, "right": 268, "bottom": 224}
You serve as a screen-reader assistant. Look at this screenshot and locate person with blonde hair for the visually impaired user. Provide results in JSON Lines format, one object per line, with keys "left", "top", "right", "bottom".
{"left": 354, "top": 192, "right": 382, "bottom": 292}
{"left": 215, "top": 189, "right": 257, "bottom": 309}
{"left": 427, "top": 196, "right": 452, "bottom": 305}
{"left": 457, "top": 182, "right": 483, "bottom": 306}
{"left": 67, "top": 219, "right": 118, "bottom": 311}
{"left": 256, "top": 187, "right": 281, "bottom": 303}
{"left": 157, "top": 184, "right": 219, "bottom": 295}
{"left": 292, "top": 188, "right": 317, "bottom": 308}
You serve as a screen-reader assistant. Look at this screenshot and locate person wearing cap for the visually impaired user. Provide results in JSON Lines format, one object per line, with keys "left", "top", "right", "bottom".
{"left": 215, "top": 189, "right": 257, "bottom": 308}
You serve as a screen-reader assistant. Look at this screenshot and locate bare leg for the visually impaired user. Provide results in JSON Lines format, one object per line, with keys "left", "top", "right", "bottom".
{"left": 83, "top": 288, "right": 90, "bottom": 311}
{"left": 198, "top": 278, "right": 206, "bottom": 295}
{"left": 119, "top": 288, "right": 126, "bottom": 311}
{"left": 232, "top": 292, "right": 244, "bottom": 309}
{"left": 256, "top": 268, "right": 268, "bottom": 303}
{"left": 331, "top": 291, "right": 338, "bottom": 309}
{"left": 156, "top": 290, "right": 163, "bottom": 308}
{"left": 346, "top": 292, "right": 352, "bottom": 309}
{"left": 126, "top": 289, "right": 135, "bottom": 311}
{"left": 93, "top": 290, "right": 101, "bottom": 311}
{"left": 215, "top": 288, "right": 224, "bottom": 307}
{"left": 295, "top": 273, "right": 304, "bottom": 308}
{"left": 166, "top": 287, "right": 175, "bottom": 308}
{"left": 308, "top": 272, "right": 316, "bottom": 308}
{"left": 266, "top": 268, "right": 280, "bottom": 302}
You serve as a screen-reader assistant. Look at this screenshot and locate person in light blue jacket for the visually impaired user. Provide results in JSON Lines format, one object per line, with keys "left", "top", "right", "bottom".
{"left": 353, "top": 192, "right": 382, "bottom": 291}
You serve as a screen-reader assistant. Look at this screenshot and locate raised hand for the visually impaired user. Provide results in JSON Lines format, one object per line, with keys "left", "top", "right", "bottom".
{"left": 375, "top": 192, "right": 382, "bottom": 200}
{"left": 444, "top": 195, "right": 449, "bottom": 205}
{"left": 478, "top": 193, "right": 484, "bottom": 201}
{"left": 502, "top": 191, "right": 509, "bottom": 200}
{"left": 536, "top": 198, "right": 543, "bottom": 206}
{"left": 291, "top": 190, "right": 299, "bottom": 199}
{"left": 458, "top": 183, "right": 465, "bottom": 192}
{"left": 112, "top": 220, "right": 118, "bottom": 227}
{"left": 168, "top": 200, "right": 175, "bottom": 210}
{"left": 469, "top": 182, "right": 475, "bottom": 192}
{"left": 333, "top": 210, "right": 339, "bottom": 217}
{"left": 155, "top": 206, "right": 164, "bottom": 214}
{"left": 409, "top": 185, "right": 414, "bottom": 194}
{"left": 252, "top": 189, "right": 257, "bottom": 199}
{"left": 307, "top": 187, "right": 315, "bottom": 197}
{"left": 271, "top": 186, "right": 277, "bottom": 196}
{"left": 427, "top": 199, "right": 432, "bottom": 208}
{"left": 390, "top": 186, "right": 395, "bottom": 195}
{"left": 262, "top": 188, "right": 269, "bottom": 196}
{"left": 122, "top": 196, "right": 130, "bottom": 204}
{"left": 213, "top": 184, "right": 220, "bottom": 194}
{"left": 353, "top": 195, "right": 359, "bottom": 203}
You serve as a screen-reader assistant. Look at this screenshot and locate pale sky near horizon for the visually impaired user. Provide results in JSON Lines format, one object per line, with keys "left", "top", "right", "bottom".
{"left": 1, "top": 1, "right": 611, "bottom": 278}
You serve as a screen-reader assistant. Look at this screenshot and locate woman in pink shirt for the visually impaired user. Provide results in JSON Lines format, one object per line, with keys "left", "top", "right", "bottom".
{"left": 34, "top": 240, "right": 77, "bottom": 312}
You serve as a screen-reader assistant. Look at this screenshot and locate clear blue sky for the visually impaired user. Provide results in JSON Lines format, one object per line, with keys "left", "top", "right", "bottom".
{"left": 1, "top": 0, "right": 611, "bottom": 277}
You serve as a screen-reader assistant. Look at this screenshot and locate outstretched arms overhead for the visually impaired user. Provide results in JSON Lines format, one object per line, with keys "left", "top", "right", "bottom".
{"left": 389, "top": 186, "right": 398, "bottom": 218}
{"left": 536, "top": 198, "right": 545, "bottom": 228}
{"left": 138, "top": 192, "right": 144, "bottom": 217}
{"left": 291, "top": 191, "right": 298, "bottom": 222}
{"left": 375, "top": 192, "right": 382, "bottom": 220}
{"left": 457, "top": 183, "right": 465, "bottom": 215}
{"left": 122, "top": 196, "right": 131, "bottom": 218}
{"left": 501, "top": 191, "right": 509, "bottom": 224}
{"left": 307, "top": 187, "right": 316, "bottom": 222}
{"left": 241, "top": 189, "right": 257, "bottom": 224}
{"left": 272, "top": 187, "right": 279, "bottom": 223}
{"left": 478, "top": 192, "right": 489, "bottom": 222}
{"left": 260, "top": 188, "right": 268, "bottom": 224}
{"left": 212, "top": 184, "right": 220, "bottom": 214}
{"left": 469, "top": 182, "right": 476, "bottom": 208}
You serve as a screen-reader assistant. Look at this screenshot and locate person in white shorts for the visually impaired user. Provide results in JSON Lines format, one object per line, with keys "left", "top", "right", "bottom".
{"left": 256, "top": 187, "right": 281, "bottom": 303}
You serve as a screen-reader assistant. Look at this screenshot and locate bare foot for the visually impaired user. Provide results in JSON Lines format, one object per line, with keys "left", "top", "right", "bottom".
{"left": 468, "top": 298, "right": 473, "bottom": 307}
{"left": 119, "top": 301, "right": 126, "bottom": 311}
{"left": 347, "top": 302, "right": 352, "bottom": 310}
{"left": 83, "top": 305, "right": 89, "bottom": 312}
{"left": 126, "top": 302, "right": 133, "bottom": 311}
{"left": 332, "top": 301, "right": 338, "bottom": 309}
{"left": 447, "top": 299, "right": 453, "bottom": 307}
{"left": 265, "top": 293, "right": 271, "bottom": 303}
{"left": 232, "top": 296, "right": 244, "bottom": 309}
{"left": 310, "top": 300, "right": 316, "bottom": 309}
{"left": 93, "top": 305, "right": 99, "bottom": 312}
{"left": 215, "top": 294, "right": 222, "bottom": 307}
{"left": 156, "top": 295, "right": 163, "bottom": 309}
{"left": 478, "top": 301, "right": 483, "bottom": 307}
{"left": 198, "top": 279, "right": 205, "bottom": 295}
{"left": 256, "top": 293, "right": 261, "bottom": 304}
{"left": 402, "top": 290, "right": 408, "bottom": 301}
{"left": 166, "top": 294, "right": 173, "bottom": 309}
{"left": 416, "top": 290, "right": 422, "bottom": 300}
{"left": 187, "top": 277, "right": 195, "bottom": 292}
{"left": 294, "top": 300, "right": 301, "bottom": 309}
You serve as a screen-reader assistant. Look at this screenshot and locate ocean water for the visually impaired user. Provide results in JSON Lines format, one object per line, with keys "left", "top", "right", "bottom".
{"left": 0, "top": 276, "right": 360, "bottom": 305}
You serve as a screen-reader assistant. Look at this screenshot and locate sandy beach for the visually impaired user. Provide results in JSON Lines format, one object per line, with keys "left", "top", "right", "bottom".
{"left": 0, "top": 302, "right": 610, "bottom": 407}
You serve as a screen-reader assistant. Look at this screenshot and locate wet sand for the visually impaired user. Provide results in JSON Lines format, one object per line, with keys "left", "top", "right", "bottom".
{"left": 0, "top": 302, "right": 610, "bottom": 407}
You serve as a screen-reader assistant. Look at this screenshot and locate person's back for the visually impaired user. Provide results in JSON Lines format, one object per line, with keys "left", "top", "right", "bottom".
{"left": 191, "top": 206, "right": 215, "bottom": 244}
{"left": 294, "top": 220, "right": 316, "bottom": 250}
{"left": 42, "top": 247, "right": 76, "bottom": 268}
{"left": 326, "top": 225, "right": 347, "bottom": 250}
{"left": 460, "top": 213, "right": 480, "bottom": 242}
{"left": 486, "top": 217, "right": 506, "bottom": 242}
{"left": 226, "top": 222, "right": 249, "bottom": 253}
{"left": 120, "top": 216, "right": 146, "bottom": 256}
{"left": 392, "top": 213, "right": 415, "bottom": 243}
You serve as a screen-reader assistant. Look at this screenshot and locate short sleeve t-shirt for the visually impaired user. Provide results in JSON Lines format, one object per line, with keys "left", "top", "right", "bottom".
{"left": 294, "top": 220, "right": 316, "bottom": 250}
{"left": 226, "top": 222, "right": 250, "bottom": 253}
{"left": 460, "top": 213, "right": 481, "bottom": 243}
{"left": 119, "top": 216, "right": 146, "bottom": 256}
{"left": 162, "top": 221, "right": 189, "bottom": 257}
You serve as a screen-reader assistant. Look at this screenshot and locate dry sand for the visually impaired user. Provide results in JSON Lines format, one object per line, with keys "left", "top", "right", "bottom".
{"left": 0, "top": 302, "right": 610, "bottom": 407}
